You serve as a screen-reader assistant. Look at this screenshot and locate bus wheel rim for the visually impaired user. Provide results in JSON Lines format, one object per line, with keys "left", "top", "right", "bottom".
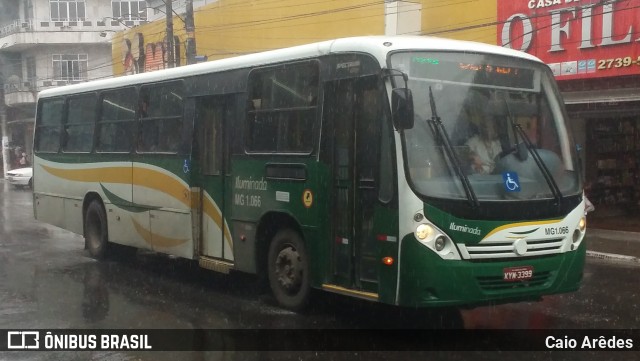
{"left": 275, "top": 245, "right": 302, "bottom": 293}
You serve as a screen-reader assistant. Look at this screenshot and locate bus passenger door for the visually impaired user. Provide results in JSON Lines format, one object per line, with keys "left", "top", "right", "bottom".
{"left": 327, "top": 76, "right": 381, "bottom": 293}
{"left": 194, "top": 96, "right": 231, "bottom": 261}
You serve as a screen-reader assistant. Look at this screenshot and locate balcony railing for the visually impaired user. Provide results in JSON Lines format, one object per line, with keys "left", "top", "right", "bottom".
{"left": 0, "top": 17, "right": 147, "bottom": 38}
{"left": 0, "top": 19, "right": 31, "bottom": 38}
{"left": 3, "top": 79, "right": 88, "bottom": 95}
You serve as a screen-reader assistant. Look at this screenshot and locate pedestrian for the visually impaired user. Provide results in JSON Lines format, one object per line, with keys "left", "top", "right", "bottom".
{"left": 19, "top": 152, "right": 28, "bottom": 167}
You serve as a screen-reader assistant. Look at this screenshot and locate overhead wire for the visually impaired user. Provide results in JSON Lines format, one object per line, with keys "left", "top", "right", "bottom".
{"left": 5, "top": 0, "right": 638, "bottom": 84}
{"left": 42, "top": 0, "right": 470, "bottom": 73}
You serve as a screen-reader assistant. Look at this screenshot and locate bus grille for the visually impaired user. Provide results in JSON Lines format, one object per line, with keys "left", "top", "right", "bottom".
{"left": 476, "top": 271, "right": 552, "bottom": 292}
{"left": 459, "top": 238, "right": 565, "bottom": 259}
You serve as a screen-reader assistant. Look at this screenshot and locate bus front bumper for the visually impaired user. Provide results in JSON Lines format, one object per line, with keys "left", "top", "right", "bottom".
{"left": 396, "top": 236, "right": 586, "bottom": 308}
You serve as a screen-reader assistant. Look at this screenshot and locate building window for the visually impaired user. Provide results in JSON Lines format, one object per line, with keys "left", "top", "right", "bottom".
{"left": 50, "top": 0, "right": 86, "bottom": 21}
{"left": 26, "top": 56, "right": 36, "bottom": 86}
{"left": 112, "top": 0, "right": 147, "bottom": 21}
{"left": 25, "top": 0, "right": 34, "bottom": 19}
{"left": 52, "top": 54, "right": 88, "bottom": 81}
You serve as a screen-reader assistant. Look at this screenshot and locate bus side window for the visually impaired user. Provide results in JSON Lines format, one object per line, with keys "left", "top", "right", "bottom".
{"left": 35, "top": 98, "right": 64, "bottom": 153}
{"left": 138, "top": 82, "right": 183, "bottom": 153}
{"left": 246, "top": 61, "right": 318, "bottom": 153}
{"left": 97, "top": 88, "right": 137, "bottom": 153}
{"left": 64, "top": 94, "right": 97, "bottom": 153}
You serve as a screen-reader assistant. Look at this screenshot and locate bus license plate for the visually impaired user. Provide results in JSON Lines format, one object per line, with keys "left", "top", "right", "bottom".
{"left": 503, "top": 266, "right": 533, "bottom": 282}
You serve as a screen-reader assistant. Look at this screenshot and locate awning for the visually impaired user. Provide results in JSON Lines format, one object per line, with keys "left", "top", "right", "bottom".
{"left": 562, "top": 88, "right": 640, "bottom": 105}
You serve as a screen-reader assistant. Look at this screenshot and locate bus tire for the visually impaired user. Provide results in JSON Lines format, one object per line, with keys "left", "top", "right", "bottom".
{"left": 267, "top": 228, "right": 310, "bottom": 311}
{"left": 85, "top": 200, "right": 108, "bottom": 259}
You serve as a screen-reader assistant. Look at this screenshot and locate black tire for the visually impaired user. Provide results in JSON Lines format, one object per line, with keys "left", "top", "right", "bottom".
{"left": 85, "top": 200, "right": 109, "bottom": 259}
{"left": 267, "top": 228, "right": 310, "bottom": 311}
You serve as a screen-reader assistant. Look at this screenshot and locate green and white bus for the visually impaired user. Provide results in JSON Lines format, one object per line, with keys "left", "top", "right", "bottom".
{"left": 33, "top": 36, "right": 587, "bottom": 310}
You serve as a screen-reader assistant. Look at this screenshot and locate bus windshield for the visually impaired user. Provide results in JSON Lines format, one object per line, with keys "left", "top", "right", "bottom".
{"left": 389, "top": 51, "right": 581, "bottom": 201}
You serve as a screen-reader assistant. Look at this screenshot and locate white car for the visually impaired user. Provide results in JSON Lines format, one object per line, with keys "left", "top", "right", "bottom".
{"left": 7, "top": 167, "right": 33, "bottom": 189}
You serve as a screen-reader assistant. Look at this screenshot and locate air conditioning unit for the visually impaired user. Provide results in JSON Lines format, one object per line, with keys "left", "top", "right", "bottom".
{"left": 21, "top": 22, "right": 30, "bottom": 29}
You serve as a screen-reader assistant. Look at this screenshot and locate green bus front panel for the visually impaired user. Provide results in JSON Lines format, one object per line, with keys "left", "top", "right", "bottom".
{"left": 396, "top": 235, "right": 586, "bottom": 308}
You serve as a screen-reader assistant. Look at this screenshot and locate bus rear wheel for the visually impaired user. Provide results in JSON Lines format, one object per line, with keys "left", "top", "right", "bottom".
{"left": 85, "top": 200, "right": 108, "bottom": 259}
{"left": 267, "top": 229, "right": 310, "bottom": 311}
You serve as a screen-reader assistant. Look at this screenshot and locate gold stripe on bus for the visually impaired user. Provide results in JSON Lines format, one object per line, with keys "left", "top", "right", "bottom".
{"left": 41, "top": 164, "right": 190, "bottom": 207}
{"left": 482, "top": 219, "right": 561, "bottom": 240}
{"left": 132, "top": 167, "right": 190, "bottom": 207}
{"left": 202, "top": 193, "right": 233, "bottom": 251}
{"left": 322, "top": 284, "right": 379, "bottom": 301}
{"left": 131, "top": 217, "right": 188, "bottom": 248}
{"left": 41, "top": 164, "right": 132, "bottom": 183}
{"left": 191, "top": 189, "right": 201, "bottom": 209}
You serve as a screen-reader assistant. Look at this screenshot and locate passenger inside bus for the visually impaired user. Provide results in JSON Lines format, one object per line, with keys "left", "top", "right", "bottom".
{"left": 463, "top": 91, "right": 501, "bottom": 175}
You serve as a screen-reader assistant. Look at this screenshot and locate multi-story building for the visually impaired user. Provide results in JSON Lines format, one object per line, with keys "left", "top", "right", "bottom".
{"left": 0, "top": 0, "right": 147, "bottom": 174}
{"left": 111, "top": 0, "right": 424, "bottom": 75}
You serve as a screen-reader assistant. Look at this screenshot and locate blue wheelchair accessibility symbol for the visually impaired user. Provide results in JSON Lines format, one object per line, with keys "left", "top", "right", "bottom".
{"left": 502, "top": 172, "right": 520, "bottom": 192}
{"left": 183, "top": 159, "right": 190, "bottom": 174}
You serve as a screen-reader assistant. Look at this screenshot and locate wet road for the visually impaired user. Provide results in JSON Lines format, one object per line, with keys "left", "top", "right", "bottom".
{"left": 0, "top": 181, "right": 638, "bottom": 360}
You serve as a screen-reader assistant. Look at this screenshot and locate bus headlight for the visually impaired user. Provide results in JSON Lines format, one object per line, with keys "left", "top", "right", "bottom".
{"left": 416, "top": 224, "right": 432, "bottom": 240}
{"left": 578, "top": 216, "right": 586, "bottom": 232}
{"left": 411, "top": 221, "right": 460, "bottom": 259}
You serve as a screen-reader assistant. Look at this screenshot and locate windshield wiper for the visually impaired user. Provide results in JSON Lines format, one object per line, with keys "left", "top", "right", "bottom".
{"left": 503, "top": 100, "right": 563, "bottom": 206}
{"left": 428, "top": 86, "right": 479, "bottom": 208}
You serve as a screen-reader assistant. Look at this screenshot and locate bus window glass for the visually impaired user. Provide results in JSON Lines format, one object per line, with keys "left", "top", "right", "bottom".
{"left": 247, "top": 61, "right": 318, "bottom": 153}
{"left": 63, "top": 94, "right": 96, "bottom": 152}
{"left": 389, "top": 51, "right": 581, "bottom": 201}
{"left": 35, "top": 98, "right": 64, "bottom": 153}
{"left": 199, "top": 103, "right": 223, "bottom": 175}
{"left": 97, "top": 88, "right": 136, "bottom": 153}
{"left": 138, "top": 82, "right": 183, "bottom": 153}
{"left": 378, "top": 96, "right": 394, "bottom": 203}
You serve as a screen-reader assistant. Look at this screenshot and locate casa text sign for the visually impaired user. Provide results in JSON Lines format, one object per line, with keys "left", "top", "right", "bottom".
{"left": 498, "top": 0, "right": 640, "bottom": 79}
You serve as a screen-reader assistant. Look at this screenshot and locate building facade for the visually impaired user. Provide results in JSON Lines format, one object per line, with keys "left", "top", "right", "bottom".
{"left": 111, "top": 1, "right": 640, "bottom": 224}
{"left": 0, "top": 0, "right": 147, "bottom": 175}
{"left": 110, "top": 0, "right": 431, "bottom": 75}
{"left": 7, "top": 1, "right": 631, "bottom": 221}
{"left": 488, "top": 0, "right": 640, "bottom": 224}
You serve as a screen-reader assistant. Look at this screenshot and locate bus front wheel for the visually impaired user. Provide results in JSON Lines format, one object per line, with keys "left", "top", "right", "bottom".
{"left": 85, "top": 200, "right": 108, "bottom": 259}
{"left": 267, "top": 229, "right": 310, "bottom": 311}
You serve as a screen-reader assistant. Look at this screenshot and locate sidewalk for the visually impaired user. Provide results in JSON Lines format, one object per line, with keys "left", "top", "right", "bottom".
{"left": 585, "top": 228, "right": 640, "bottom": 263}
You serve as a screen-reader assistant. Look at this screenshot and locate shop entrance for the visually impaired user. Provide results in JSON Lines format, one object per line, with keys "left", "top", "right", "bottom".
{"left": 585, "top": 116, "right": 640, "bottom": 232}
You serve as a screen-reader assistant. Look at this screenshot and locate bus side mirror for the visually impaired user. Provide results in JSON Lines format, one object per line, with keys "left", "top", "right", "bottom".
{"left": 392, "top": 88, "right": 414, "bottom": 130}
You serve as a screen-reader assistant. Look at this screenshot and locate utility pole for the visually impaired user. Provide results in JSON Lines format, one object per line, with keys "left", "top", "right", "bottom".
{"left": 185, "top": 0, "right": 196, "bottom": 65}
{"left": 0, "top": 73, "right": 8, "bottom": 178}
{"left": 165, "top": 0, "right": 174, "bottom": 68}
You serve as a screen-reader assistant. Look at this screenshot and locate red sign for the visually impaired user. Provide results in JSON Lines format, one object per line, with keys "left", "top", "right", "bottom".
{"left": 497, "top": 0, "right": 640, "bottom": 80}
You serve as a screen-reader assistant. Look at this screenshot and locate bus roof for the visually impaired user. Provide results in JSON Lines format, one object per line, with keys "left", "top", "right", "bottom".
{"left": 37, "top": 35, "right": 544, "bottom": 99}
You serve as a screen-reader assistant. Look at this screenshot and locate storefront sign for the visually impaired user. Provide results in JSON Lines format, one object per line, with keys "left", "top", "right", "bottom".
{"left": 498, "top": 0, "right": 640, "bottom": 79}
